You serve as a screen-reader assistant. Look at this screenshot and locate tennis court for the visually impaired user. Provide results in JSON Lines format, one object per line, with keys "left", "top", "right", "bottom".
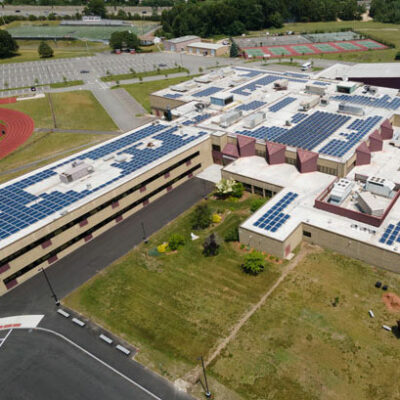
{"left": 242, "top": 39, "right": 387, "bottom": 59}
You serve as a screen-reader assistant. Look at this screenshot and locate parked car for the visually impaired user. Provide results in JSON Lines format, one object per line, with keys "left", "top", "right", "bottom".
{"left": 80, "top": 70, "right": 90, "bottom": 74}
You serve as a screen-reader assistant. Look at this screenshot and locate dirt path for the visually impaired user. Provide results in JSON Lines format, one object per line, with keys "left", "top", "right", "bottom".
{"left": 183, "top": 244, "right": 318, "bottom": 385}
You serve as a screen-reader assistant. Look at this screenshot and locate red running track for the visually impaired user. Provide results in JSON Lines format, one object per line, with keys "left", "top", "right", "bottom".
{"left": 0, "top": 108, "right": 35, "bottom": 159}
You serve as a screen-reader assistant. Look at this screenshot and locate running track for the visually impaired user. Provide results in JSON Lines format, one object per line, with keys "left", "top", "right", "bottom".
{"left": 0, "top": 106, "right": 35, "bottom": 159}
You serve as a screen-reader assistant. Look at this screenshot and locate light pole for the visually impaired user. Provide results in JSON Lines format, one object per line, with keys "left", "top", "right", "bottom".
{"left": 198, "top": 356, "right": 211, "bottom": 398}
{"left": 39, "top": 267, "right": 60, "bottom": 306}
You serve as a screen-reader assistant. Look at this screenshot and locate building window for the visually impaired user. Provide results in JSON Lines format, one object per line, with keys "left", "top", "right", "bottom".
{"left": 303, "top": 231, "right": 312, "bottom": 237}
{"left": 212, "top": 144, "right": 221, "bottom": 152}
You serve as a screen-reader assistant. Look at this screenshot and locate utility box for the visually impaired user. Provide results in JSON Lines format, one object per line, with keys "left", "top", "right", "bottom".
{"left": 59, "top": 161, "right": 93, "bottom": 183}
{"left": 220, "top": 110, "right": 242, "bottom": 128}
{"left": 299, "top": 95, "right": 320, "bottom": 111}
{"left": 243, "top": 112, "right": 266, "bottom": 129}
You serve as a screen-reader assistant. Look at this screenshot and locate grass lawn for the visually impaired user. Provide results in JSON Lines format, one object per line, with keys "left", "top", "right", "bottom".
{"left": 65, "top": 195, "right": 283, "bottom": 379}
{"left": 50, "top": 91, "right": 118, "bottom": 131}
{"left": 101, "top": 67, "right": 189, "bottom": 82}
{"left": 121, "top": 75, "right": 196, "bottom": 113}
{"left": 0, "top": 39, "right": 108, "bottom": 64}
{"left": 49, "top": 80, "right": 84, "bottom": 89}
{"left": 245, "top": 21, "right": 400, "bottom": 63}
{"left": 1, "top": 91, "right": 118, "bottom": 131}
{"left": 1, "top": 96, "right": 53, "bottom": 128}
{"left": 206, "top": 250, "right": 400, "bottom": 400}
{"left": 0, "top": 131, "right": 114, "bottom": 184}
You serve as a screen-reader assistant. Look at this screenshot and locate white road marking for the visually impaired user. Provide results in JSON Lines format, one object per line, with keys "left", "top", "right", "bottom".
{"left": 33, "top": 327, "right": 163, "bottom": 400}
{"left": 0, "top": 329, "right": 13, "bottom": 349}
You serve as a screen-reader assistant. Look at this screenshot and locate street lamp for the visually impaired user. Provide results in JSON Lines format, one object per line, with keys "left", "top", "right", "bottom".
{"left": 39, "top": 267, "right": 60, "bottom": 306}
{"left": 198, "top": 356, "right": 211, "bottom": 398}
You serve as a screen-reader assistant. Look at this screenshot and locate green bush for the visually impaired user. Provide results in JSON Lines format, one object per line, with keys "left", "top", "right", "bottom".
{"left": 224, "top": 227, "right": 239, "bottom": 242}
{"left": 395, "top": 51, "right": 400, "bottom": 60}
{"left": 242, "top": 251, "right": 266, "bottom": 275}
{"left": 231, "top": 182, "right": 244, "bottom": 198}
{"left": 190, "top": 204, "right": 212, "bottom": 230}
{"left": 168, "top": 233, "right": 185, "bottom": 251}
{"left": 250, "top": 197, "right": 267, "bottom": 212}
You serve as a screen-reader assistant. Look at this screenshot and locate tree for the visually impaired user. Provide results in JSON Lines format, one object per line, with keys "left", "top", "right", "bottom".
{"left": 231, "top": 182, "right": 244, "bottom": 198}
{"left": 215, "top": 178, "right": 236, "bottom": 199}
{"left": 242, "top": 251, "right": 266, "bottom": 275}
{"left": 230, "top": 40, "right": 239, "bottom": 58}
{"left": 84, "top": 0, "right": 107, "bottom": 18}
{"left": 395, "top": 51, "right": 400, "bottom": 60}
{"left": 250, "top": 197, "right": 266, "bottom": 212}
{"left": 109, "top": 31, "right": 140, "bottom": 51}
{"left": 38, "top": 41, "right": 54, "bottom": 58}
{"left": 168, "top": 233, "right": 185, "bottom": 251}
{"left": 0, "top": 30, "right": 18, "bottom": 58}
{"left": 203, "top": 233, "right": 219, "bottom": 256}
{"left": 190, "top": 204, "right": 212, "bottom": 229}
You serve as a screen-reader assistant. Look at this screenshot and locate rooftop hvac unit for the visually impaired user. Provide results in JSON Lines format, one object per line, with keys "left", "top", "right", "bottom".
{"left": 299, "top": 95, "right": 319, "bottom": 111}
{"left": 338, "top": 102, "right": 364, "bottom": 116}
{"left": 243, "top": 112, "right": 266, "bottom": 129}
{"left": 273, "top": 79, "right": 288, "bottom": 90}
{"left": 219, "top": 110, "right": 242, "bottom": 128}
{"left": 115, "top": 154, "right": 127, "bottom": 162}
{"left": 59, "top": 162, "right": 93, "bottom": 184}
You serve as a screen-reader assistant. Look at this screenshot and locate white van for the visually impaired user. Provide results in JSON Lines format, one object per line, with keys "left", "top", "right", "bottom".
{"left": 301, "top": 62, "right": 312, "bottom": 71}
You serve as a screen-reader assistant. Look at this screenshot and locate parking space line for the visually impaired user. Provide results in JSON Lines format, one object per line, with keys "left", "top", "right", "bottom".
{"left": 0, "top": 329, "right": 13, "bottom": 349}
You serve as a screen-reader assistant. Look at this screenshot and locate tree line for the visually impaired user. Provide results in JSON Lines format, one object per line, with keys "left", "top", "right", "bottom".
{"left": 370, "top": 0, "right": 400, "bottom": 24}
{"left": 160, "top": 0, "right": 365, "bottom": 38}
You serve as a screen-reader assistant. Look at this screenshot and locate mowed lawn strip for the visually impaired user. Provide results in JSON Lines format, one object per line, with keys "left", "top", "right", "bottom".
{"left": 208, "top": 250, "right": 400, "bottom": 400}
{"left": 50, "top": 91, "right": 118, "bottom": 131}
{"left": 65, "top": 196, "right": 282, "bottom": 378}
{"left": 120, "top": 75, "right": 196, "bottom": 113}
{"left": 0, "top": 131, "right": 115, "bottom": 184}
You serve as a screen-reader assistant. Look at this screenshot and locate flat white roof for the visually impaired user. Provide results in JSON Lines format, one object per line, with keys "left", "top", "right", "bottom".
{"left": 187, "top": 42, "right": 226, "bottom": 50}
{"left": 167, "top": 35, "right": 200, "bottom": 44}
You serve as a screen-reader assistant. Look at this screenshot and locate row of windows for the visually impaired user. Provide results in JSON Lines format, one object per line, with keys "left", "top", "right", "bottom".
{"left": 0, "top": 151, "right": 200, "bottom": 269}
{"left": 317, "top": 165, "right": 337, "bottom": 176}
{"left": 3, "top": 164, "right": 201, "bottom": 286}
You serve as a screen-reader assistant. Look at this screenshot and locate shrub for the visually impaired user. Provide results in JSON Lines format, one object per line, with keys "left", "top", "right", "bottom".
{"left": 157, "top": 242, "right": 168, "bottom": 253}
{"left": 395, "top": 51, "right": 400, "bottom": 61}
{"left": 203, "top": 233, "right": 219, "bottom": 256}
{"left": 242, "top": 251, "right": 266, "bottom": 275}
{"left": 168, "top": 233, "right": 185, "bottom": 251}
{"left": 224, "top": 227, "right": 239, "bottom": 242}
{"left": 231, "top": 182, "right": 244, "bottom": 198}
{"left": 250, "top": 197, "right": 267, "bottom": 212}
{"left": 190, "top": 204, "right": 212, "bottom": 230}
{"left": 212, "top": 214, "right": 222, "bottom": 223}
{"left": 215, "top": 178, "right": 236, "bottom": 198}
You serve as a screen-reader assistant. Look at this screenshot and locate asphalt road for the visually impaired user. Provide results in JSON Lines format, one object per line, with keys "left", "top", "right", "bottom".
{"left": 0, "top": 177, "right": 214, "bottom": 400}
{"left": 0, "top": 328, "right": 157, "bottom": 400}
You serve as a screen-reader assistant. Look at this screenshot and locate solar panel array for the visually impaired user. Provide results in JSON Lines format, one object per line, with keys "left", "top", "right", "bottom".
{"left": 236, "top": 126, "right": 287, "bottom": 141}
{"left": 253, "top": 192, "right": 298, "bottom": 232}
{"left": 234, "top": 67, "right": 265, "bottom": 78}
{"left": 164, "top": 93, "right": 183, "bottom": 99}
{"left": 182, "top": 113, "right": 211, "bottom": 126}
{"left": 319, "top": 115, "right": 382, "bottom": 158}
{"left": 379, "top": 222, "right": 400, "bottom": 245}
{"left": 269, "top": 97, "right": 296, "bottom": 112}
{"left": 312, "top": 81, "right": 330, "bottom": 86}
{"left": 291, "top": 113, "right": 307, "bottom": 124}
{"left": 231, "top": 75, "right": 281, "bottom": 96}
{"left": 332, "top": 94, "right": 400, "bottom": 110}
{"left": 192, "top": 86, "right": 222, "bottom": 98}
{"left": 270, "top": 111, "right": 351, "bottom": 150}
{"left": 236, "top": 100, "right": 266, "bottom": 111}
{"left": 0, "top": 124, "right": 208, "bottom": 241}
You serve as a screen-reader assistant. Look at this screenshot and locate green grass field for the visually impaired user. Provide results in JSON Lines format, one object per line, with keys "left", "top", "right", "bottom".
{"left": 206, "top": 250, "right": 400, "bottom": 400}
{"left": 65, "top": 195, "right": 282, "bottom": 378}
{"left": 0, "top": 39, "right": 109, "bottom": 64}
{"left": 121, "top": 75, "right": 196, "bottom": 113}
{"left": 1, "top": 91, "right": 118, "bottom": 131}
{"left": 0, "top": 131, "right": 114, "bottom": 184}
{"left": 49, "top": 80, "right": 84, "bottom": 89}
{"left": 101, "top": 67, "right": 189, "bottom": 82}
{"left": 246, "top": 21, "right": 400, "bottom": 63}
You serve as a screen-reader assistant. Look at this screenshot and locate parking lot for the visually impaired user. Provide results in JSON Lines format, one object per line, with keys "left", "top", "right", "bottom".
{"left": 0, "top": 52, "right": 230, "bottom": 95}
